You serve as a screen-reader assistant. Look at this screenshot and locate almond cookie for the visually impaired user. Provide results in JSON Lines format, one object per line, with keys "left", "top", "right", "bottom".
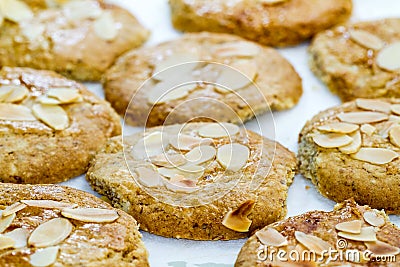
{"left": 169, "top": 0, "right": 352, "bottom": 47}
{"left": 104, "top": 32, "right": 302, "bottom": 127}
{"left": 310, "top": 18, "right": 400, "bottom": 101}
{"left": 0, "top": 183, "right": 149, "bottom": 266}
{"left": 0, "top": 0, "right": 149, "bottom": 81}
{"left": 298, "top": 99, "right": 400, "bottom": 213}
{"left": 235, "top": 199, "right": 400, "bottom": 266}
{"left": 0, "top": 67, "right": 121, "bottom": 184}
{"left": 87, "top": 122, "right": 297, "bottom": 240}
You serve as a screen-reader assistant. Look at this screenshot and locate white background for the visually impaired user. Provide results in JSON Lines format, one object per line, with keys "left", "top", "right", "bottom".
{"left": 61, "top": 1, "right": 400, "bottom": 266}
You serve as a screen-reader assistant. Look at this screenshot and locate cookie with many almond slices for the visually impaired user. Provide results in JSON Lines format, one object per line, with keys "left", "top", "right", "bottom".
{"left": 87, "top": 122, "right": 297, "bottom": 240}
{"left": 298, "top": 98, "right": 400, "bottom": 213}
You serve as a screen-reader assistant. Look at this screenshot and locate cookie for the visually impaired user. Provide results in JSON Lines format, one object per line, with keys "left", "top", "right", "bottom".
{"left": 0, "top": 67, "right": 121, "bottom": 184}
{"left": 0, "top": 183, "right": 149, "bottom": 266}
{"left": 169, "top": 0, "right": 352, "bottom": 47}
{"left": 87, "top": 122, "right": 297, "bottom": 240}
{"left": 298, "top": 98, "right": 400, "bottom": 213}
{"left": 104, "top": 32, "right": 302, "bottom": 127}
{"left": 0, "top": 0, "right": 149, "bottom": 81}
{"left": 310, "top": 18, "right": 400, "bottom": 101}
{"left": 235, "top": 199, "right": 400, "bottom": 266}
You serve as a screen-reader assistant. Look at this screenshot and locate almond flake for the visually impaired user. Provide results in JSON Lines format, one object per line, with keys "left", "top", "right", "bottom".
{"left": 0, "top": 103, "right": 36, "bottom": 121}
{"left": 153, "top": 51, "right": 199, "bottom": 81}
{"left": 212, "top": 41, "right": 260, "bottom": 57}
{"left": 158, "top": 164, "right": 205, "bottom": 180}
{"left": 338, "top": 226, "right": 377, "bottom": 242}
{"left": 170, "top": 134, "right": 209, "bottom": 151}
{"left": 0, "top": 0, "right": 33, "bottom": 23}
{"left": 150, "top": 153, "right": 187, "bottom": 167}
{"left": 335, "top": 220, "right": 362, "bottom": 234}
{"left": 255, "top": 228, "right": 288, "bottom": 247}
{"left": 339, "top": 131, "right": 362, "bottom": 154}
{"left": 317, "top": 122, "right": 359, "bottom": 134}
{"left": 198, "top": 123, "right": 240, "bottom": 138}
{"left": 363, "top": 211, "right": 385, "bottom": 227}
{"left": 4, "top": 228, "right": 29, "bottom": 248}
{"left": 351, "top": 147, "right": 398, "bottom": 165}
{"left": 20, "top": 200, "right": 77, "bottom": 209}
{"left": 185, "top": 145, "right": 216, "bottom": 165}
{"left": 30, "top": 246, "right": 59, "bottom": 267}
{"left": 215, "top": 60, "right": 257, "bottom": 92}
{"left": 2, "top": 202, "right": 27, "bottom": 217}
{"left": 47, "top": 88, "right": 81, "bottom": 104}
{"left": 365, "top": 240, "right": 400, "bottom": 256}
{"left": 135, "top": 166, "right": 163, "bottom": 187}
{"left": 294, "top": 231, "right": 331, "bottom": 255}
{"left": 312, "top": 133, "right": 353, "bottom": 148}
{"left": 32, "top": 103, "right": 69, "bottom": 130}
{"left": 376, "top": 42, "right": 400, "bottom": 71}
{"left": 0, "top": 213, "right": 16, "bottom": 233}
{"left": 217, "top": 143, "right": 249, "bottom": 171}
{"left": 360, "top": 124, "right": 376, "bottom": 136}
{"left": 132, "top": 131, "right": 169, "bottom": 159}
{"left": 37, "top": 96, "right": 61, "bottom": 105}
{"left": 61, "top": 208, "right": 119, "bottom": 223}
{"left": 163, "top": 175, "right": 199, "bottom": 193}
{"left": 0, "top": 86, "right": 14, "bottom": 101}
{"left": 378, "top": 121, "right": 396, "bottom": 139}
{"left": 2, "top": 85, "right": 28, "bottom": 103}
{"left": 259, "top": 0, "right": 287, "bottom": 4}
{"left": 28, "top": 218, "right": 72, "bottom": 247}
{"left": 389, "top": 115, "right": 400, "bottom": 123}
{"left": 388, "top": 125, "right": 400, "bottom": 147}
{"left": 356, "top": 99, "right": 391, "bottom": 113}
{"left": 93, "top": 11, "right": 118, "bottom": 41}
{"left": 0, "top": 235, "right": 15, "bottom": 250}
{"left": 147, "top": 83, "right": 196, "bottom": 104}
{"left": 349, "top": 29, "right": 384, "bottom": 50}
{"left": 391, "top": 104, "right": 400, "bottom": 115}
{"left": 337, "top": 112, "right": 388, "bottom": 124}
{"left": 222, "top": 200, "right": 255, "bottom": 232}
{"left": 62, "top": 0, "right": 103, "bottom": 21}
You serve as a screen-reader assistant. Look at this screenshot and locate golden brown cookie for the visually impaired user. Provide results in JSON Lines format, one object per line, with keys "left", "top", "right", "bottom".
{"left": 0, "top": 183, "right": 149, "bottom": 267}
{"left": 169, "top": 0, "right": 352, "bottom": 47}
{"left": 0, "top": 0, "right": 149, "bottom": 81}
{"left": 104, "top": 32, "right": 302, "bottom": 127}
{"left": 235, "top": 199, "right": 400, "bottom": 266}
{"left": 298, "top": 98, "right": 400, "bottom": 213}
{"left": 87, "top": 122, "right": 297, "bottom": 240}
{"left": 310, "top": 18, "right": 400, "bottom": 101}
{"left": 0, "top": 67, "right": 121, "bottom": 184}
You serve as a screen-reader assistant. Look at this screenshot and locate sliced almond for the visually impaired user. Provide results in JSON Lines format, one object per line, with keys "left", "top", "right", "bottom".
{"left": 378, "top": 121, "right": 396, "bottom": 139}
{"left": 0, "top": 235, "right": 15, "bottom": 250}
{"left": 259, "top": 0, "right": 287, "bottom": 4}
{"left": 352, "top": 147, "right": 398, "bottom": 165}
{"left": 4, "top": 228, "right": 29, "bottom": 248}
{"left": 356, "top": 99, "right": 391, "bottom": 113}
{"left": 20, "top": 200, "right": 77, "bottom": 209}
{"left": 212, "top": 41, "right": 260, "bottom": 58}
{"left": 135, "top": 166, "right": 163, "bottom": 187}
{"left": 339, "top": 131, "right": 362, "bottom": 154}
{"left": 335, "top": 220, "right": 362, "bottom": 234}
{"left": 317, "top": 122, "right": 359, "bottom": 134}
{"left": 61, "top": 208, "right": 119, "bottom": 223}
{"left": 185, "top": 145, "right": 216, "bottom": 165}
{"left": 294, "top": 231, "right": 331, "bottom": 255}
{"left": 158, "top": 164, "right": 205, "bottom": 180}
{"left": 217, "top": 143, "right": 249, "bottom": 171}
{"left": 312, "top": 133, "right": 353, "bottom": 148}
{"left": 198, "top": 123, "right": 240, "bottom": 138}
{"left": 37, "top": 96, "right": 61, "bottom": 105}
{"left": 30, "top": 246, "right": 59, "bottom": 267}
{"left": 150, "top": 153, "right": 187, "bottom": 167}
{"left": 360, "top": 124, "right": 376, "bottom": 136}
{"left": 222, "top": 200, "right": 255, "bottom": 232}
{"left": 215, "top": 60, "right": 257, "bottom": 92}
{"left": 3, "top": 85, "right": 28, "bottom": 103}
{"left": 0, "top": 103, "right": 36, "bottom": 121}
{"left": 337, "top": 112, "right": 388, "bottom": 124}
{"left": 389, "top": 125, "right": 400, "bottom": 147}
{"left": 0, "top": 85, "right": 14, "bottom": 101}
{"left": 391, "top": 104, "right": 400, "bottom": 115}
{"left": 32, "top": 103, "right": 69, "bottom": 130}
{"left": 0, "top": 213, "right": 16, "bottom": 233}
{"left": 47, "top": 88, "right": 81, "bottom": 104}
{"left": 93, "top": 11, "right": 118, "bottom": 41}
{"left": 28, "top": 218, "right": 72, "bottom": 247}
{"left": 376, "top": 42, "right": 400, "bottom": 71}
{"left": 153, "top": 51, "right": 199, "bottom": 81}
{"left": 62, "top": 0, "right": 102, "bottom": 21}
{"left": 365, "top": 240, "right": 400, "bottom": 256}
{"left": 2, "top": 202, "right": 27, "bottom": 217}
{"left": 0, "top": 0, "right": 33, "bottom": 23}
{"left": 389, "top": 115, "right": 400, "bottom": 123}
{"left": 132, "top": 131, "right": 169, "bottom": 159}
{"left": 349, "top": 29, "right": 384, "bottom": 50}
{"left": 147, "top": 83, "right": 196, "bottom": 104}
{"left": 255, "top": 228, "right": 288, "bottom": 247}
{"left": 338, "top": 226, "right": 377, "bottom": 242}
{"left": 170, "top": 134, "right": 209, "bottom": 151}
{"left": 163, "top": 175, "right": 199, "bottom": 193}
{"left": 363, "top": 211, "right": 385, "bottom": 227}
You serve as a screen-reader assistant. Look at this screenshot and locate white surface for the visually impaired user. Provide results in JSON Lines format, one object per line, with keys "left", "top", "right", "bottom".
{"left": 61, "top": 1, "right": 400, "bottom": 266}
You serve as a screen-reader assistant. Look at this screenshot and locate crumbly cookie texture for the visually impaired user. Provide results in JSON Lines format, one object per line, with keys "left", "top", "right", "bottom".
{"left": 0, "top": 183, "right": 148, "bottom": 267}
{"left": 310, "top": 18, "right": 400, "bottom": 101}
{"left": 235, "top": 199, "right": 400, "bottom": 267}
{"left": 87, "top": 123, "right": 297, "bottom": 240}
{"left": 104, "top": 32, "right": 302, "bottom": 127}
{"left": 169, "top": 0, "right": 352, "bottom": 47}
{"left": 0, "top": 67, "right": 121, "bottom": 184}
{"left": 298, "top": 99, "right": 400, "bottom": 214}
{"left": 0, "top": 0, "right": 149, "bottom": 81}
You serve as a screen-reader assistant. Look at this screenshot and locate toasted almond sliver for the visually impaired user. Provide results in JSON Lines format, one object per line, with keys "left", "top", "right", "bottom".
{"left": 294, "top": 231, "right": 331, "bottom": 255}
{"left": 349, "top": 29, "right": 384, "bottom": 50}
{"left": 256, "top": 228, "right": 288, "bottom": 247}
{"left": 212, "top": 41, "right": 260, "bottom": 58}
{"left": 351, "top": 147, "right": 398, "bottom": 165}
{"left": 3, "top": 85, "right": 28, "bottom": 103}
{"left": 215, "top": 60, "right": 257, "bottom": 92}
{"left": 0, "top": 103, "right": 36, "bottom": 121}
{"left": 93, "top": 11, "right": 118, "bottom": 41}
{"left": 147, "top": 83, "right": 195, "bottom": 104}
{"left": 217, "top": 143, "right": 249, "bottom": 171}
{"left": 135, "top": 166, "right": 163, "bottom": 187}
{"left": 389, "top": 115, "right": 400, "bottom": 123}
{"left": 0, "top": 235, "right": 15, "bottom": 250}
{"left": 389, "top": 125, "right": 400, "bottom": 147}
{"left": 2, "top": 202, "right": 27, "bottom": 217}
{"left": 312, "top": 133, "right": 353, "bottom": 148}
{"left": 363, "top": 211, "right": 385, "bottom": 227}
{"left": 378, "top": 121, "right": 396, "bottom": 139}
{"left": 335, "top": 220, "right": 362, "bottom": 234}
{"left": 338, "top": 226, "right": 377, "bottom": 242}
{"left": 150, "top": 153, "right": 187, "bottom": 167}
{"left": 163, "top": 176, "right": 199, "bottom": 193}
{"left": 158, "top": 164, "right": 205, "bottom": 180}
{"left": 0, "top": 213, "right": 16, "bottom": 233}
{"left": 62, "top": 0, "right": 102, "bottom": 21}
{"left": 132, "top": 131, "right": 169, "bottom": 159}
{"left": 222, "top": 200, "right": 255, "bottom": 232}
{"left": 37, "top": 96, "right": 61, "bottom": 105}
{"left": 391, "top": 104, "right": 400, "bottom": 115}
{"left": 20, "top": 200, "right": 77, "bottom": 209}
{"left": 32, "top": 103, "right": 69, "bottom": 130}
{"left": 337, "top": 112, "right": 388, "bottom": 124}
{"left": 4, "top": 228, "right": 29, "bottom": 248}
{"left": 356, "top": 99, "right": 391, "bottom": 114}
{"left": 365, "top": 240, "right": 400, "bottom": 256}
{"left": 0, "top": 86, "right": 14, "bottom": 101}
{"left": 376, "top": 42, "right": 400, "bottom": 71}
{"left": 47, "top": 88, "right": 80, "bottom": 104}
{"left": 28, "top": 218, "right": 72, "bottom": 247}
{"left": 317, "top": 122, "right": 359, "bottom": 134}
{"left": 61, "top": 208, "right": 119, "bottom": 223}
{"left": 30, "top": 246, "right": 59, "bottom": 267}
{"left": 360, "top": 124, "right": 376, "bottom": 136}
{"left": 339, "top": 131, "right": 362, "bottom": 154}
{"left": 153, "top": 51, "right": 199, "bottom": 81}
{"left": 185, "top": 145, "right": 216, "bottom": 165}
{"left": 1, "top": 0, "right": 33, "bottom": 23}
{"left": 198, "top": 123, "right": 240, "bottom": 138}
{"left": 169, "top": 134, "right": 210, "bottom": 151}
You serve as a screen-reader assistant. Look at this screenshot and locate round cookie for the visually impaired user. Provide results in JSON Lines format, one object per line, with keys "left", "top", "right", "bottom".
{"left": 104, "top": 32, "right": 302, "bottom": 127}
{"left": 0, "top": 67, "right": 121, "bottom": 184}
{"left": 235, "top": 199, "right": 400, "bottom": 266}
{"left": 310, "top": 18, "right": 400, "bottom": 101}
{"left": 87, "top": 122, "right": 297, "bottom": 240}
{"left": 298, "top": 98, "right": 400, "bottom": 213}
{"left": 169, "top": 0, "right": 352, "bottom": 47}
{"left": 0, "top": 183, "right": 148, "bottom": 266}
{"left": 0, "top": 0, "right": 149, "bottom": 81}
